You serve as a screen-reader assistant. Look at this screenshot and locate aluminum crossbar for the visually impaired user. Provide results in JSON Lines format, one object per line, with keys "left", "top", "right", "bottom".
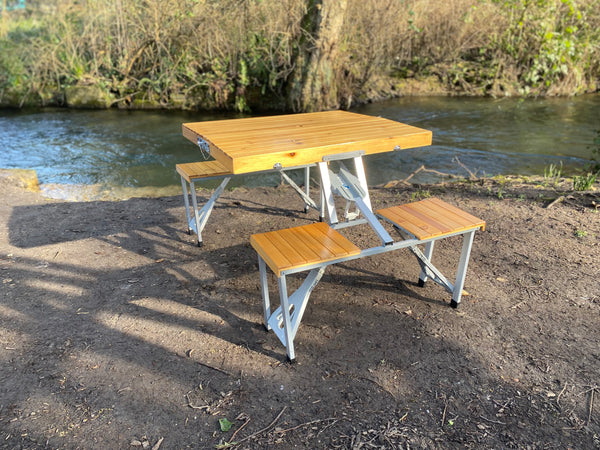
{"left": 278, "top": 168, "right": 319, "bottom": 212}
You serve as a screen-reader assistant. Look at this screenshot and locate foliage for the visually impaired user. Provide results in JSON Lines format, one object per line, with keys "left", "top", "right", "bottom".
{"left": 543, "top": 162, "right": 562, "bottom": 187}
{"left": 591, "top": 130, "right": 600, "bottom": 172}
{"left": 573, "top": 172, "right": 597, "bottom": 191}
{"left": 0, "top": 0, "right": 599, "bottom": 110}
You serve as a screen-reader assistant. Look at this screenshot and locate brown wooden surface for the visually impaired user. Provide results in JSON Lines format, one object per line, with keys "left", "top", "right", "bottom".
{"left": 250, "top": 222, "right": 361, "bottom": 276}
{"left": 183, "top": 111, "right": 432, "bottom": 174}
{"left": 377, "top": 198, "right": 486, "bottom": 240}
{"left": 175, "top": 160, "right": 231, "bottom": 182}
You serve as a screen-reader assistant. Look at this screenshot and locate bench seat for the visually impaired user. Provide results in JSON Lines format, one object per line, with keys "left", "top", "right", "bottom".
{"left": 251, "top": 222, "right": 361, "bottom": 277}
{"left": 251, "top": 197, "right": 485, "bottom": 361}
{"left": 376, "top": 197, "right": 485, "bottom": 240}
{"left": 176, "top": 161, "right": 231, "bottom": 182}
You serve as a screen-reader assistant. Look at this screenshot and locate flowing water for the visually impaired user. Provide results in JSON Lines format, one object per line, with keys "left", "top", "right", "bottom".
{"left": 0, "top": 95, "right": 598, "bottom": 199}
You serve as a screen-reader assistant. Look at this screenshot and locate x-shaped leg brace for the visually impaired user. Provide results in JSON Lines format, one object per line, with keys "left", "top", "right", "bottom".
{"left": 258, "top": 256, "right": 325, "bottom": 361}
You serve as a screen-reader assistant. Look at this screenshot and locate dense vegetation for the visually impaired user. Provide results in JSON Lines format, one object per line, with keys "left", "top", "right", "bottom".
{"left": 1, "top": 0, "right": 599, "bottom": 111}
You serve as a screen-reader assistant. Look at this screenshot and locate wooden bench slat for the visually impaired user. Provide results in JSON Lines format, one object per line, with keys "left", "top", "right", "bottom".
{"left": 413, "top": 199, "right": 471, "bottom": 230}
{"left": 250, "top": 233, "right": 296, "bottom": 275}
{"left": 296, "top": 224, "right": 348, "bottom": 258}
{"left": 262, "top": 229, "right": 310, "bottom": 269}
{"left": 378, "top": 205, "right": 441, "bottom": 240}
{"left": 427, "top": 198, "right": 486, "bottom": 232}
{"left": 277, "top": 227, "right": 327, "bottom": 262}
{"left": 404, "top": 202, "right": 464, "bottom": 235}
{"left": 377, "top": 198, "right": 485, "bottom": 240}
{"left": 251, "top": 222, "right": 361, "bottom": 276}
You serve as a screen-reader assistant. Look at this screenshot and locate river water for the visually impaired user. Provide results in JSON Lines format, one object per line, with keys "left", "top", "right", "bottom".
{"left": 1, "top": 95, "right": 598, "bottom": 199}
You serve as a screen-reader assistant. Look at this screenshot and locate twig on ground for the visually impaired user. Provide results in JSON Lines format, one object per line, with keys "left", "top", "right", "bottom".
{"left": 547, "top": 196, "right": 565, "bottom": 208}
{"left": 275, "top": 417, "right": 338, "bottom": 435}
{"left": 453, "top": 156, "right": 479, "bottom": 180}
{"left": 185, "top": 392, "right": 210, "bottom": 411}
{"left": 236, "top": 406, "right": 287, "bottom": 444}
{"left": 556, "top": 382, "right": 568, "bottom": 409}
{"left": 151, "top": 437, "right": 164, "bottom": 450}
{"left": 441, "top": 400, "right": 448, "bottom": 427}
{"left": 196, "top": 360, "right": 233, "bottom": 377}
{"left": 585, "top": 386, "right": 597, "bottom": 426}
{"left": 383, "top": 165, "right": 455, "bottom": 187}
{"left": 229, "top": 413, "right": 251, "bottom": 443}
{"left": 479, "top": 415, "right": 506, "bottom": 425}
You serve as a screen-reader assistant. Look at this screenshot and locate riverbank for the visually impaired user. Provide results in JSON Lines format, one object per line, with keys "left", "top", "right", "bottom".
{"left": 1, "top": 169, "right": 599, "bottom": 448}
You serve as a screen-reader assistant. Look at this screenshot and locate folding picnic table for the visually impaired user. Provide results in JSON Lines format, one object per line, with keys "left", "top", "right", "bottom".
{"left": 183, "top": 111, "right": 486, "bottom": 361}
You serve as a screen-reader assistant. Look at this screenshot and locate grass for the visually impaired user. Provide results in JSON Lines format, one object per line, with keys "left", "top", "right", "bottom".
{"left": 573, "top": 172, "right": 598, "bottom": 191}
{"left": 543, "top": 162, "right": 563, "bottom": 187}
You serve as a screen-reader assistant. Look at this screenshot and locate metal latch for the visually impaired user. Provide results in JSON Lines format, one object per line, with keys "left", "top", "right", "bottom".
{"left": 197, "top": 137, "right": 210, "bottom": 159}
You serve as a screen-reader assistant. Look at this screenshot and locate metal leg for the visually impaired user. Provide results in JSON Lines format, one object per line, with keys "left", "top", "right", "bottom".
{"left": 189, "top": 180, "right": 202, "bottom": 245}
{"left": 451, "top": 230, "right": 476, "bottom": 308}
{"left": 258, "top": 256, "right": 271, "bottom": 331}
{"left": 318, "top": 161, "right": 338, "bottom": 224}
{"left": 353, "top": 156, "right": 372, "bottom": 210}
{"left": 278, "top": 275, "right": 296, "bottom": 361}
{"left": 180, "top": 175, "right": 193, "bottom": 234}
{"left": 418, "top": 241, "right": 435, "bottom": 286}
{"left": 319, "top": 178, "right": 326, "bottom": 222}
{"left": 304, "top": 166, "right": 310, "bottom": 213}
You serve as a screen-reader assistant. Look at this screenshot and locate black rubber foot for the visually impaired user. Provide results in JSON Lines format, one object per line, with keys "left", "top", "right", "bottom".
{"left": 450, "top": 300, "right": 459, "bottom": 309}
{"left": 303, "top": 206, "right": 309, "bottom": 213}
{"left": 187, "top": 229, "right": 192, "bottom": 235}
{"left": 287, "top": 357, "right": 297, "bottom": 364}
{"left": 319, "top": 216, "right": 325, "bottom": 222}
{"left": 418, "top": 278, "right": 426, "bottom": 287}
{"left": 197, "top": 241, "right": 204, "bottom": 248}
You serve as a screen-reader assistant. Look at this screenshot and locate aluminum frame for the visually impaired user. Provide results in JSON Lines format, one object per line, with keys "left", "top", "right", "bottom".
{"left": 179, "top": 165, "right": 316, "bottom": 246}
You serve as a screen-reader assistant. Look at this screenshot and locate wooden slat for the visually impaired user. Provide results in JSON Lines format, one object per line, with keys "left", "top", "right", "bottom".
{"left": 404, "top": 202, "right": 462, "bottom": 234}
{"left": 296, "top": 223, "right": 347, "bottom": 257}
{"left": 251, "top": 222, "right": 361, "bottom": 276}
{"left": 413, "top": 199, "right": 471, "bottom": 230}
{"left": 427, "top": 198, "right": 486, "bottom": 232}
{"left": 278, "top": 227, "right": 325, "bottom": 262}
{"left": 250, "top": 233, "right": 294, "bottom": 275}
{"left": 307, "top": 222, "right": 361, "bottom": 257}
{"left": 388, "top": 206, "right": 445, "bottom": 239}
{"left": 262, "top": 229, "right": 308, "bottom": 268}
{"left": 377, "top": 198, "right": 485, "bottom": 240}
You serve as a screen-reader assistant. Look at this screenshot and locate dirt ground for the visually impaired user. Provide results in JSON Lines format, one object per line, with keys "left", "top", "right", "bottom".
{"left": 1, "top": 169, "right": 599, "bottom": 449}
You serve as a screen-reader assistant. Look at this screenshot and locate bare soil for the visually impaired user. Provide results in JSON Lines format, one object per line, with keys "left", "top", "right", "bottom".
{"left": 1, "top": 170, "right": 599, "bottom": 449}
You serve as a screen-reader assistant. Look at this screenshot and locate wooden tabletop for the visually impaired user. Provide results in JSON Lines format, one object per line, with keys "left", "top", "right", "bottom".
{"left": 183, "top": 110, "right": 432, "bottom": 174}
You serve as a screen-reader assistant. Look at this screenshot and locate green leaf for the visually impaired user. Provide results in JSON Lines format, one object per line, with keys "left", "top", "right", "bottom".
{"left": 219, "top": 418, "right": 233, "bottom": 432}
